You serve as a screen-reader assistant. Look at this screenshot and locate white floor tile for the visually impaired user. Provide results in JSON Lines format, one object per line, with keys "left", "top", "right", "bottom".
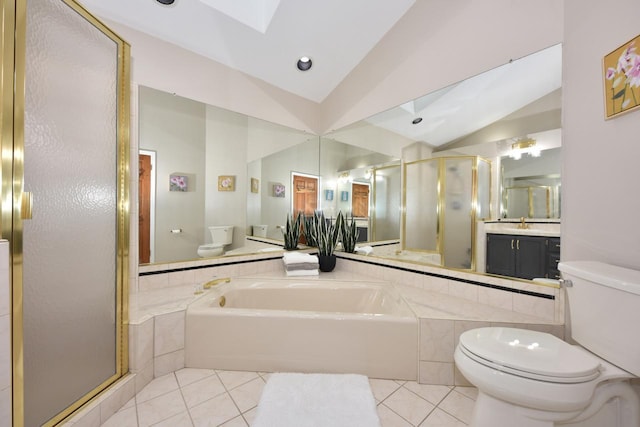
{"left": 437, "top": 390, "right": 475, "bottom": 425}
{"left": 150, "top": 411, "right": 193, "bottom": 427}
{"left": 369, "top": 378, "right": 403, "bottom": 403}
{"left": 403, "top": 382, "right": 452, "bottom": 406}
{"left": 382, "top": 387, "right": 435, "bottom": 426}
{"left": 101, "top": 406, "right": 138, "bottom": 427}
{"left": 419, "top": 408, "right": 467, "bottom": 427}
{"left": 228, "top": 377, "right": 266, "bottom": 413}
{"left": 180, "top": 374, "right": 227, "bottom": 409}
{"left": 377, "top": 403, "right": 413, "bottom": 427}
{"left": 216, "top": 370, "right": 260, "bottom": 391}
{"left": 99, "top": 369, "right": 473, "bottom": 427}
{"left": 175, "top": 368, "right": 217, "bottom": 388}
{"left": 189, "top": 392, "right": 240, "bottom": 427}
{"left": 137, "top": 389, "right": 187, "bottom": 427}
{"left": 135, "top": 373, "right": 179, "bottom": 404}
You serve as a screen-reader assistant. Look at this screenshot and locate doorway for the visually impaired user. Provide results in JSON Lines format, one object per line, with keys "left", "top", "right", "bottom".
{"left": 139, "top": 150, "right": 156, "bottom": 264}
{"left": 352, "top": 182, "right": 370, "bottom": 218}
{"left": 292, "top": 173, "right": 318, "bottom": 215}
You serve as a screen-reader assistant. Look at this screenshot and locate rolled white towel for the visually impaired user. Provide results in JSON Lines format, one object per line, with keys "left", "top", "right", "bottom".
{"left": 283, "top": 252, "right": 319, "bottom": 265}
{"left": 355, "top": 246, "right": 373, "bottom": 256}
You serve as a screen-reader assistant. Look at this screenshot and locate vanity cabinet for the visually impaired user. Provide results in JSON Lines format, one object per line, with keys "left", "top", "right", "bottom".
{"left": 486, "top": 234, "right": 560, "bottom": 280}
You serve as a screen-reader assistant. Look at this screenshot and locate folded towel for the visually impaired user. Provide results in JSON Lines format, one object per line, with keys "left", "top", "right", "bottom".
{"left": 285, "top": 269, "right": 319, "bottom": 277}
{"left": 284, "top": 262, "right": 319, "bottom": 271}
{"left": 355, "top": 245, "right": 373, "bottom": 255}
{"left": 282, "top": 252, "right": 319, "bottom": 265}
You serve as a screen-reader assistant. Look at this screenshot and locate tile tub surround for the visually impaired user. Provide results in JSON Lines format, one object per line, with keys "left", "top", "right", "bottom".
{"left": 84, "top": 252, "right": 563, "bottom": 427}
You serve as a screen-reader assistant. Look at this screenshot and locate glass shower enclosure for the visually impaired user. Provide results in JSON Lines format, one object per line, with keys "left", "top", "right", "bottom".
{"left": 403, "top": 156, "right": 491, "bottom": 270}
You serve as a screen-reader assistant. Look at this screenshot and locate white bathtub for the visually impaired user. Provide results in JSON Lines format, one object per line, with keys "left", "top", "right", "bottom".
{"left": 185, "top": 278, "right": 418, "bottom": 380}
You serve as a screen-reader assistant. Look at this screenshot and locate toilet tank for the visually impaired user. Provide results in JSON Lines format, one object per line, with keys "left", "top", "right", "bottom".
{"left": 559, "top": 261, "right": 640, "bottom": 376}
{"left": 209, "top": 226, "right": 233, "bottom": 245}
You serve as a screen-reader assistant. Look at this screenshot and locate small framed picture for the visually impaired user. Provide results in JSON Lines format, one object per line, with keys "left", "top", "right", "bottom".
{"left": 341, "top": 191, "right": 349, "bottom": 201}
{"left": 251, "top": 178, "right": 259, "bottom": 193}
{"left": 325, "top": 189, "right": 334, "bottom": 201}
{"left": 218, "top": 175, "right": 235, "bottom": 191}
{"left": 273, "top": 184, "right": 285, "bottom": 198}
{"left": 169, "top": 174, "right": 188, "bottom": 192}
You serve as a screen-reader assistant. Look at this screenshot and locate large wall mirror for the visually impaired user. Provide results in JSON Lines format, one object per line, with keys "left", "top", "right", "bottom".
{"left": 139, "top": 43, "right": 562, "bottom": 284}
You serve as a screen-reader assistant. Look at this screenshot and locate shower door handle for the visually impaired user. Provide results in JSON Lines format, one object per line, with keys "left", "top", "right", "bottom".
{"left": 21, "top": 192, "right": 33, "bottom": 220}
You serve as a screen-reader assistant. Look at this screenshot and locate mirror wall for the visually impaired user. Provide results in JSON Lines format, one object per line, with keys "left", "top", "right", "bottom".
{"left": 139, "top": 44, "right": 562, "bottom": 282}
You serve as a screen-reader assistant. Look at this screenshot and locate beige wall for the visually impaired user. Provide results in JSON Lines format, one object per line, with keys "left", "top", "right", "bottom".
{"left": 320, "top": 0, "right": 564, "bottom": 132}
{"left": 562, "top": 0, "right": 640, "bottom": 268}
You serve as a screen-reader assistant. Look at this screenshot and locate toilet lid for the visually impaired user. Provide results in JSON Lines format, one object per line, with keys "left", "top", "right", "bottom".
{"left": 459, "top": 327, "right": 602, "bottom": 383}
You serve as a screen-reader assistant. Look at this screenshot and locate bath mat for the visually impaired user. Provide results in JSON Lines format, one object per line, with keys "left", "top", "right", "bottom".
{"left": 253, "top": 373, "right": 381, "bottom": 427}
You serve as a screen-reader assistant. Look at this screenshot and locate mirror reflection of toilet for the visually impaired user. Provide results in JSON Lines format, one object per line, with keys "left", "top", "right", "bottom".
{"left": 197, "top": 226, "right": 233, "bottom": 258}
{"left": 252, "top": 225, "right": 268, "bottom": 238}
{"left": 455, "top": 261, "right": 640, "bottom": 427}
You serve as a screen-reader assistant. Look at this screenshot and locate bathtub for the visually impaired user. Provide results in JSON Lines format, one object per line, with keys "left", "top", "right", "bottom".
{"left": 185, "top": 278, "right": 418, "bottom": 380}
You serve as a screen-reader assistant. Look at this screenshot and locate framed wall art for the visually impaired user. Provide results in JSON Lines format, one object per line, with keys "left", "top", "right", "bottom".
{"left": 603, "top": 34, "right": 640, "bottom": 119}
{"left": 251, "top": 177, "right": 259, "bottom": 193}
{"left": 218, "top": 175, "right": 235, "bottom": 191}
{"left": 169, "top": 174, "right": 188, "bottom": 192}
{"left": 273, "top": 184, "right": 285, "bottom": 198}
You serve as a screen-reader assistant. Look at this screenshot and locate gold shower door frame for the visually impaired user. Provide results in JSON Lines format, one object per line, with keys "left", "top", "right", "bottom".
{"left": 401, "top": 156, "right": 491, "bottom": 271}
{"left": 1, "top": 1, "right": 130, "bottom": 425}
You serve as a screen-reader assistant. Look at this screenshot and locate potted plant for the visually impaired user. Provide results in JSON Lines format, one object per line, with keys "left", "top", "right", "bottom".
{"left": 315, "top": 211, "right": 340, "bottom": 272}
{"left": 337, "top": 211, "right": 360, "bottom": 253}
{"left": 283, "top": 211, "right": 302, "bottom": 250}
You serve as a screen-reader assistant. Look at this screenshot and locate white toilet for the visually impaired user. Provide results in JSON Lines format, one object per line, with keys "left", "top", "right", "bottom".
{"left": 252, "top": 225, "right": 268, "bottom": 238}
{"left": 197, "top": 226, "right": 233, "bottom": 258}
{"left": 455, "top": 261, "right": 640, "bottom": 427}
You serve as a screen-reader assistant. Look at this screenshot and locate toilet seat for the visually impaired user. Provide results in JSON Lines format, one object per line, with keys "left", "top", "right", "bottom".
{"left": 459, "top": 327, "right": 602, "bottom": 383}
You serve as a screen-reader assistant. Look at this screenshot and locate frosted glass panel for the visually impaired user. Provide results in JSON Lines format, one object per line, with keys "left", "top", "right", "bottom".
{"left": 23, "top": 0, "right": 119, "bottom": 425}
{"left": 372, "top": 165, "right": 400, "bottom": 241}
{"left": 442, "top": 159, "right": 472, "bottom": 269}
{"left": 405, "top": 160, "right": 438, "bottom": 251}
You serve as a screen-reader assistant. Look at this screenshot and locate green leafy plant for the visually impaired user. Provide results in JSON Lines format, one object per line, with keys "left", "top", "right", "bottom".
{"left": 338, "top": 211, "right": 360, "bottom": 253}
{"left": 315, "top": 211, "right": 340, "bottom": 256}
{"left": 302, "top": 213, "right": 319, "bottom": 247}
{"left": 283, "top": 211, "right": 303, "bottom": 250}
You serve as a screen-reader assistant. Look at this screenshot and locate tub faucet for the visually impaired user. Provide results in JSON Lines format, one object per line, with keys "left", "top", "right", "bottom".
{"left": 203, "top": 277, "right": 231, "bottom": 289}
{"left": 517, "top": 217, "right": 530, "bottom": 229}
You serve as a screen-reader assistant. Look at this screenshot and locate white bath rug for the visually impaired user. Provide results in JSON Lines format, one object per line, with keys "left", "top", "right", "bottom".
{"left": 252, "top": 372, "right": 381, "bottom": 427}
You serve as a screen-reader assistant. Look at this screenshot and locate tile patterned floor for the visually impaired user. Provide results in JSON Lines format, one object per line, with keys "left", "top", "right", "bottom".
{"left": 102, "top": 369, "right": 476, "bottom": 427}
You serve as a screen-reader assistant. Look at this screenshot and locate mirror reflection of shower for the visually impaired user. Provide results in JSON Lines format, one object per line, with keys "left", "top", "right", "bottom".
{"left": 403, "top": 156, "right": 491, "bottom": 270}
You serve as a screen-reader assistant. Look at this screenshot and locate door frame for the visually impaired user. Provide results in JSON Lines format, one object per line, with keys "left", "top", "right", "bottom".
{"left": 2, "top": 1, "right": 131, "bottom": 425}
{"left": 139, "top": 150, "right": 157, "bottom": 263}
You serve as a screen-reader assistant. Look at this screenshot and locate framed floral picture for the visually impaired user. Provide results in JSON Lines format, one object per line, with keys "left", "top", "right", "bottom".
{"left": 273, "top": 184, "right": 285, "bottom": 198}
{"left": 169, "top": 174, "right": 188, "bottom": 192}
{"left": 218, "top": 175, "right": 235, "bottom": 191}
{"left": 603, "top": 34, "right": 640, "bottom": 119}
{"left": 251, "top": 177, "right": 259, "bottom": 193}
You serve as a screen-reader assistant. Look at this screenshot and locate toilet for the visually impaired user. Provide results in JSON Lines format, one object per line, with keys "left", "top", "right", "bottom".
{"left": 454, "top": 261, "right": 640, "bottom": 427}
{"left": 252, "top": 225, "right": 268, "bottom": 238}
{"left": 197, "top": 226, "right": 233, "bottom": 257}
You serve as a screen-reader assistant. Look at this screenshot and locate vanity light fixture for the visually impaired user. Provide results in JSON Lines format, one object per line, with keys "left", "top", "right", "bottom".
{"left": 509, "top": 137, "right": 540, "bottom": 159}
{"left": 412, "top": 117, "right": 423, "bottom": 124}
{"left": 297, "top": 56, "right": 313, "bottom": 71}
{"left": 338, "top": 171, "right": 351, "bottom": 183}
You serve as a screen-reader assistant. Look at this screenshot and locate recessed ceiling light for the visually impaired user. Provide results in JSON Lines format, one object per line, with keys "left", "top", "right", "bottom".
{"left": 412, "top": 117, "right": 423, "bottom": 124}
{"left": 297, "top": 57, "right": 313, "bottom": 71}
{"left": 156, "top": 0, "right": 175, "bottom": 5}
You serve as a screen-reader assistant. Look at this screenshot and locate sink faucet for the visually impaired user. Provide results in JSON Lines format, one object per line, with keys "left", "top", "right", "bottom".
{"left": 517, "top": 217, "right": 530, "bottom": 229}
